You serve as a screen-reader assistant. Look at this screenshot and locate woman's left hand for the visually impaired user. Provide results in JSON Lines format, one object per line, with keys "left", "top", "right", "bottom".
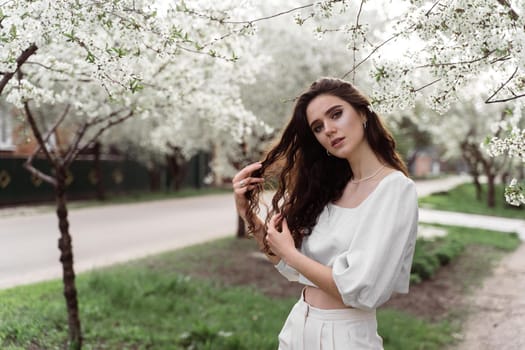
{"left": 266, "top": 214, "right": 297, "bottom": 261}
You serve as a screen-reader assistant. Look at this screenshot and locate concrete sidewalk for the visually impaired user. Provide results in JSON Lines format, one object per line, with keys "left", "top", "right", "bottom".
{"left": 420, "top": 208, "right": 525, "bottom": 240}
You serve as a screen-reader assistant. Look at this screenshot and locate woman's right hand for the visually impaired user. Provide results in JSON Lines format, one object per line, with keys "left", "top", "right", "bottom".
{"left": 232, "top": 162, "right": 264, "bottom": 219}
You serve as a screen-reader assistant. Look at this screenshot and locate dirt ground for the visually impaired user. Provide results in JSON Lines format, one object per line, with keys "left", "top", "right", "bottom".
{"left": 454, "top": 243, "right": 525, "bottom": 350}
{"left": 174, "top": 238, "right": 506, "bottom": 323}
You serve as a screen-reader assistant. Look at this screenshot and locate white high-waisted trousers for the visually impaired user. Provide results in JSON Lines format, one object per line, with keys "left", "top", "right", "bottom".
{"left": 278, "top": 293, "right": 383, "bottom": 350}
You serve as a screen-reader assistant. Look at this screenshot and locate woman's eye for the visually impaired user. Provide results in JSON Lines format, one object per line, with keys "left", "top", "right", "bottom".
{"left": 332, "top": 111, "right": 342, "bottom": 119}
{"left": 313, "top": 125, "right": 323, "bottom": 133}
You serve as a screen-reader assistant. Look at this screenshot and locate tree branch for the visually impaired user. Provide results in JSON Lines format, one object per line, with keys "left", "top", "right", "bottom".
{"left": 425, "top": 0, "right": 442, "bottom": 17}
{"left": 350, "top": 0, "right": 366, "bottom": 82}
{"left": 64, "top": 110, "right": 134, "bottom": 166}
{"left": 61, "top": 107, "right": 131, "bottom": 163}
{"left": 341, "top": 29, "right": 410, "bottom": 79}
{"left": 182, "top": 2, "right": 326, "bottom": 25}
{"left": 22, "top": 100, "right": 58, "bottom": 166}
{"left": 22, "top": 107, "right": 67, "bottom": 188}
{"left": 62, "top": 123, "right": 89, "bottom": 165}
{"left": 0, "top": 43, "right": 38, "bottom": 95}
{"left": 86, "top": 108, "right": 129, "bottom": 126}
{"left": 496, "top": 0, "right": 519, "bottom": 21}
{"left": 415, "top": 49, "right": 498, "bottom": 69}
{"left": 22, "top": 100, "right": 59, "bottom": 185}
{"left": 23, "top": 161, "right": 57, "bottom": 186}
{"left": 31, "top": 105, "right": 71, "bottom": 161}
{"left": 485, "top": 67, "right": 525, "bottom": 104}
{"left": 24, "top": 60, "right": 80, "bottom": 76}
{"left": 412, "top": 78, "right": 442, "bottom": 93}
{"left": 486, "top": 92, "right": 525, "bottom": 104}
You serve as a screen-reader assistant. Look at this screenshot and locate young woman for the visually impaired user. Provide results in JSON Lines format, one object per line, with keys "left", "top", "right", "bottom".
{"left": 232, "top": 78, "right": 418, "bottom": 349}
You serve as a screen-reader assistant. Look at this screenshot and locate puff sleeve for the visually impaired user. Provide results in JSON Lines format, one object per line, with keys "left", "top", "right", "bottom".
{"left": 274, "top": 259, "right": 300, "bottom": 282}
{"left": 332, "top": 178, "right": 418, "bottom": 310}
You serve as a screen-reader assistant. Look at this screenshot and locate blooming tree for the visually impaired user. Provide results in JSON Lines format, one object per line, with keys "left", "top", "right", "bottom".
{"left": 0, "top": 0, "right": 270, "bottom": 348}
{"left": 415, "top": 80, "right": 520, "bottom": 207}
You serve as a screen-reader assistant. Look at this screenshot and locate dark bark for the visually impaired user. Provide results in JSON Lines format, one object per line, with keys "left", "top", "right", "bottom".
{"left": 149, "top": 165, "right": 161, "bottom": 191}
{"left": 486, "top": 173, "right": 496, "bottom": 208}
{"left": 0, "top": 44, "right": 38, "bottom": 95}
{"left": 22, "top": 99, "right": 83, "bottom": 348}
{"left": 472, "top": 174, "right": 483, "bottom": 201}
{"left": 92, "top": 142, "right": 105, "bottom": 201}
{"left": 460, "top": 140, "right": 483, "bottom": 200}
{"left": 166, "top": 147, "right": 187, "bottom": 191}
{"left": 55, "top": 167, "right": 82, "bottom": 350}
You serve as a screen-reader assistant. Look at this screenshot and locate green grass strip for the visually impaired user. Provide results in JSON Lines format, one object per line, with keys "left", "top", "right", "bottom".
{"left": 419, "top": 183, "right": 525, "bottom": 219}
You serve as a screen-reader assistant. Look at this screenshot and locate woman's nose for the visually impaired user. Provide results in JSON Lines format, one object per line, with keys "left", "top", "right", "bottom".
{"left": 324, "top": 122, "right": 336, "bottom": 136}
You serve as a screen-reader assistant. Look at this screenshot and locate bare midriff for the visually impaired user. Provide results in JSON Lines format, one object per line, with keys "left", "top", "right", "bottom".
{"left": 304, "top": 286, "right": 351, "bottom": 309}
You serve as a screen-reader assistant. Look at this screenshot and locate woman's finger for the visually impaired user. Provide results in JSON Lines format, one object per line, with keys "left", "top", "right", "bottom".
{"left": 233, "top": 179, "right": 264, "bottom": 195}
{"left": 281, "top": 217, "right": 289, "bottom": 232}
{"left": 268, "top": 213, "right": 277, "bottom": 230}
{"left": 268, "top": 214, "right": 282, "bottom": 234}
{"left": 233, "top": 177, "right": 264, "bottom": 189}
{"left": 232, "top": 162, "right": 262, "bottom": 183}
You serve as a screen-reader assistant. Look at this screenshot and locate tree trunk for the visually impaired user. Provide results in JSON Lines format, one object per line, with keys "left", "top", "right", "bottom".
{"left": 148, "top": 165, "right": 161, "bottom": 192}
{"left": 55, "top": 167, "right": 82, "bottom": 349}
{"left": 236, "top": 214, "right": 246, "bottom": 238}
{"left": 93, "top": 141, "right": 105, "bottom": 201}
{"left": 472, "top": 174, "right": 483, "bottom": 201}
{"left": 487, "top": 173, "right": 496, "bottom": 208}
{"left": 166, "top": 151, "right": 186, "bottom": 191}
{"left": 460, "top": 140, "right": 483, "bottom": 201}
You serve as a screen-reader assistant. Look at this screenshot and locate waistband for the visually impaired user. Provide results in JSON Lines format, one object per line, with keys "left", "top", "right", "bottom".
{"left": 296, "top": 296, "right": 376, "bottom": 321}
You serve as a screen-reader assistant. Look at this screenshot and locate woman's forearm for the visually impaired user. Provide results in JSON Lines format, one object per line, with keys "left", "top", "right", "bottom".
{"left": 285, "top": 250, "right": 343, "bottom": 302}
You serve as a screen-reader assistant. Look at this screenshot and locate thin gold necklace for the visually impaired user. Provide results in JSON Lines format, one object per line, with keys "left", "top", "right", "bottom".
{"left": 350, "top": 164, "right": 385, "bottom": 184}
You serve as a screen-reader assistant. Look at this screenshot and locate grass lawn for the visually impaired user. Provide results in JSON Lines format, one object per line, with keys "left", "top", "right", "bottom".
{"left": 0, "top": 226, "right": 520, "bottom": 350}
{"left": 418, "top": 183, "right": 525, "bottom": 219}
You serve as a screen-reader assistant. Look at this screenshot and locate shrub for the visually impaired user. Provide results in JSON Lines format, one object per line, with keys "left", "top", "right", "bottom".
{"left": 410, "top": 234, "right": 465, "bottom": 282}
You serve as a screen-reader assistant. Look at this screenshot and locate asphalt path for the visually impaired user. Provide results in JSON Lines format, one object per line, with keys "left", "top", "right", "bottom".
{"left": 0, "top": 194, "right": 238, "bottom": 289}
{"left": 3, "top": 174, "right": 523, "bottom": 290}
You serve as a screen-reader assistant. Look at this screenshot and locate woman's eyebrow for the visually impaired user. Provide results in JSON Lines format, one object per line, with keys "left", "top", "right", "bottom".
{"left": 309, "top": 105, "right": 343, "bottom": 128}
{"left": 324, "top": 105, "right": 343, "bottom": 116}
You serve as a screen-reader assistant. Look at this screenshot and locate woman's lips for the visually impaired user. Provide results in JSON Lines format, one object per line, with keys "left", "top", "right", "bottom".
{"left": 331, "top": 137, "right": 345, "bottom": 148}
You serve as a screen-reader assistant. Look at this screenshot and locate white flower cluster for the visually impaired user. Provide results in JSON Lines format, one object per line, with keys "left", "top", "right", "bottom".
{"left": 505, "top": 179, "right": 525, "bottom": 207}
{"left": 484, "top": 102, "right": 525, "bottom": 161}
{"left": 485, "top": 130, "right": 525, "bottom": 161}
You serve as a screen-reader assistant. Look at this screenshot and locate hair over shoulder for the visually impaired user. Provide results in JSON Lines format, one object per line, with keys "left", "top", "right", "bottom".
{"left": 245, "top": 77, "right": 407, "bottom": 254}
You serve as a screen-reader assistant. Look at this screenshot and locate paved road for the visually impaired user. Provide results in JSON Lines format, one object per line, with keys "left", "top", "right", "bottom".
{"left": 1, "top": 174, "right": 523, "bottom": 290}
{"left": 0, "top": 194, "right": 238, "bottom": 289}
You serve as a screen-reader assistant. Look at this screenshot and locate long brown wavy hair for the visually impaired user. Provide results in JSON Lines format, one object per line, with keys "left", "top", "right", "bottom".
{"left": 245, "top": 78, "right": 408, "bottom": 254}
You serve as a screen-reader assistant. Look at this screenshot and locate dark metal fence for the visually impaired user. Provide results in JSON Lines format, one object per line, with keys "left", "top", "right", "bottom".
{"left": 0, "top": 153, "right": 210, "bottom": 206}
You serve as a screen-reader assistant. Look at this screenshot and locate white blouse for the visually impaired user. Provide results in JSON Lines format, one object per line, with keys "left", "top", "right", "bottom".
{"left": 275, "top": 171, "right": 419, "bottom": 310}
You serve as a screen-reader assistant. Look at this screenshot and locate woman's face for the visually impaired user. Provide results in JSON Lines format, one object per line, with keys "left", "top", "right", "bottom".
{"left": 305, "top": 94, "right": 367, "bottom": 159}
